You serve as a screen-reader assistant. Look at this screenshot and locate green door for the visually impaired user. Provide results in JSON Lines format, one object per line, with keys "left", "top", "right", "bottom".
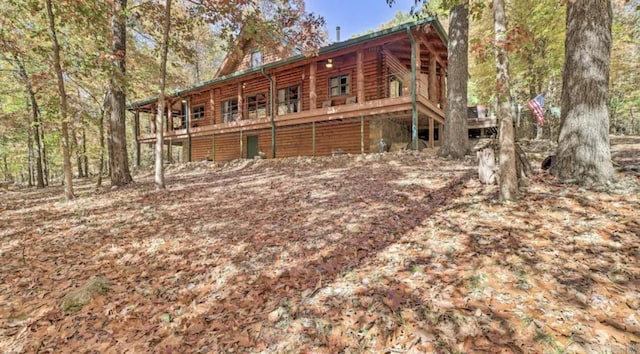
{"left": 247, "top": 135, "right": 259, "bottom": 159}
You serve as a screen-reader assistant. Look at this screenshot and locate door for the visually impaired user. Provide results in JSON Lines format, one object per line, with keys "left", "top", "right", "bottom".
{"left": 247, "top": 135, "right": 259, "bottom": 159}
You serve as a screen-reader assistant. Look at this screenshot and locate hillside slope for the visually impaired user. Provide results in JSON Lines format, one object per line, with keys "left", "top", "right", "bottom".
{"left": 1, "top": 138, "right": 639, "bottom": 353}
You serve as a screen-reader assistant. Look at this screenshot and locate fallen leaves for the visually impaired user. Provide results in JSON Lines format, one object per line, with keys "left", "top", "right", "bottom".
{"left": 0, "top": 139, "right": 639, "bottom": 352}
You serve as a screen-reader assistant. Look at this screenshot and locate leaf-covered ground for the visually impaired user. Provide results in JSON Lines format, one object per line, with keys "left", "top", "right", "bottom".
{"left": 1, "top": 137, "right": 639, "bottom": 353}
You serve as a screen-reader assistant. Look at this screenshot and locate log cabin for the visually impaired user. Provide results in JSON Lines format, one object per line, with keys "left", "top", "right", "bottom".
{"left": 128, "top": 18, "right": 451, "bottom": 164}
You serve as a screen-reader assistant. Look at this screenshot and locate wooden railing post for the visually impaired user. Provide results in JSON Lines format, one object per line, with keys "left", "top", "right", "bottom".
{"left": 357, "top": 50, "right": 365, "bottom": 103}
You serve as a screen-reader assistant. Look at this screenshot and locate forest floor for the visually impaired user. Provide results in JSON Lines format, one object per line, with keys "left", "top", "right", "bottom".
{"left": 0, "top": 136, "right": 639, "bottom": 353}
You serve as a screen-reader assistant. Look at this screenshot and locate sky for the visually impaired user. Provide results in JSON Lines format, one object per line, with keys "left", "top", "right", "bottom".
{"left": 305, "top": 0, "right": 416, "bottom": 42}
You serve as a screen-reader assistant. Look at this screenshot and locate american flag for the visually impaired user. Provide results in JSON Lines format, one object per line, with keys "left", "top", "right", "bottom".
{"left": 527, "top": 94, "right": 545, "bottom": 125}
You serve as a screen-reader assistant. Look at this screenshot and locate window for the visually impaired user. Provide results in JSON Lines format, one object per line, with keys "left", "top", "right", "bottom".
{"left": 246, "top": 93, "right": 267, "bottom": 119}
{"left": 329, "top": 75, "right": 350, "bottom": 97}
{"left": 250, "top": 51, "right": 263, "bottom": 68}
{"left": 192, "top": 105, "right": 205, "bottom": 120}
{"left": 221, "top": 98, "right": 239, "bottom": 123}
{"left": 277, "top": 85, "right": 300, "bottom": 115}
{"left": 389, "top": 75, "right": 403, "bottom": 98}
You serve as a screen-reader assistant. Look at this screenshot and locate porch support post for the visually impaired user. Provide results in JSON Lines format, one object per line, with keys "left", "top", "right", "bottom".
{"left": 167, "top": 139, "right": 172, "bottom": 163}
{"left": 186, "top": 97, "right": 192, "bottom": 162}
{"left": 408, "top": 28, "right": 419, "bottom": 150}
{"left": 209, "top": 89, "right": 215, "bottom": 124}
{"left": 357, "top": 49, "right": 365, "bottom": 103}
{"left": 167, "top": 100, "right": 173, "bottom": 132}
{"left": 429, "top": 117, "right": 435, "bottom": 148}
{"left": 360, "top": 115, "right": 364, "bottom": 154}
{"left": 260, "top": 68, "right": 276, "bottom": 158}
{"left": 272, "top": 75, "right": 277, "bottom": 158}
{"left": 237, "top": 82, "right": 244, "bottom": 121}
{"left": 309, "top": 62, "right": 317, "bottom": 109}
{"left": 134, "top": 110, "right": 140, "bottom": 168}
{"left": 312, "top": 121, "right": 316, "bottom": 156}
{"left": 429, "top": 55, "right": 437, "bottom": 102}
{"left": 240, "top": 130, "right": 243, "bottom": 158}
{"left": 440, "top": 70, "right": 446, "bottom": 110}
{"left": 211, "top": 134, "right": 215, "bottom": 162}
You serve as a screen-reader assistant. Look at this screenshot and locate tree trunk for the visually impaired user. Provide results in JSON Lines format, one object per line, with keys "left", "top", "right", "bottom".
{"left": 82, "top": 127, "right": 88, "bottom": 177}
{"left": 1, "top": 136, "right": 9, "bottom": 182}
{"left": 494, "top": 0, "right": 518, "bottom": 201}
{"left": 155, "top": 0, "right": 172, "bottom": 190}
{"left": 438, "top": 3, "right": 469, "bottom": 159}
{"left": 108, "top": 0, "right": 133, "bottom": 187}
{"left": 96, "top": 109, "right": 105, "bottom": 188}
{"left": 72, "top": 126, "right": 83, "bottom": 178}
{"left": 27, "top": 120, "right": 34, "bottom": 187}
{"left": 41, "top": 126, "right": 49, "bottom": 186}
{"left": 515, "top": 144, "right": 533, "bottom": 179}
{"left": 74, "top": 88, "right": 87, "bottom": 178}
{"left": 14, "top": 57, "right": 45, "bottom": 188}
{"left": 96, "top": 91, "right": 110, "bottom": 189}
{"left": 552, "top": 0, "right": 614, "bottom": 185}
{"left": 45, "top": 0, "right": 74, "bottom": 200}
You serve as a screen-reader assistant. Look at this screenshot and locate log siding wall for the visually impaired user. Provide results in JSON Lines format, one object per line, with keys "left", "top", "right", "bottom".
{"left": 135, "top": 28, "right": 448, "bottom": 163}
{"left": 189, "top": 120, "right": 370, "bottom": 163}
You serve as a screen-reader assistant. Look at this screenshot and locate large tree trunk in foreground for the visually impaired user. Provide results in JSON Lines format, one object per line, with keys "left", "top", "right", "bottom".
{"left": 108, "top": 0, "right": 133, "bottom": 187}
{"left": 155, "top": 0, "right": 172, "bottom": 189}
{"left": 551, "top": 0, "right": 614, "bottom": 185}
{"left": 45, "top": 0, "right": 74, "bottom": 200}
{"left": 438, "top": 3, "right": 469, "bottom": 159}
{"left": 494, "top": 0, "right": 517, "bottom": 200}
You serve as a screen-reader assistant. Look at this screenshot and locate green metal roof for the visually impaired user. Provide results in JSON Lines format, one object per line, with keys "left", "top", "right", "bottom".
{"left": 128, "top": 16, "right": 447, "bottom": 110}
